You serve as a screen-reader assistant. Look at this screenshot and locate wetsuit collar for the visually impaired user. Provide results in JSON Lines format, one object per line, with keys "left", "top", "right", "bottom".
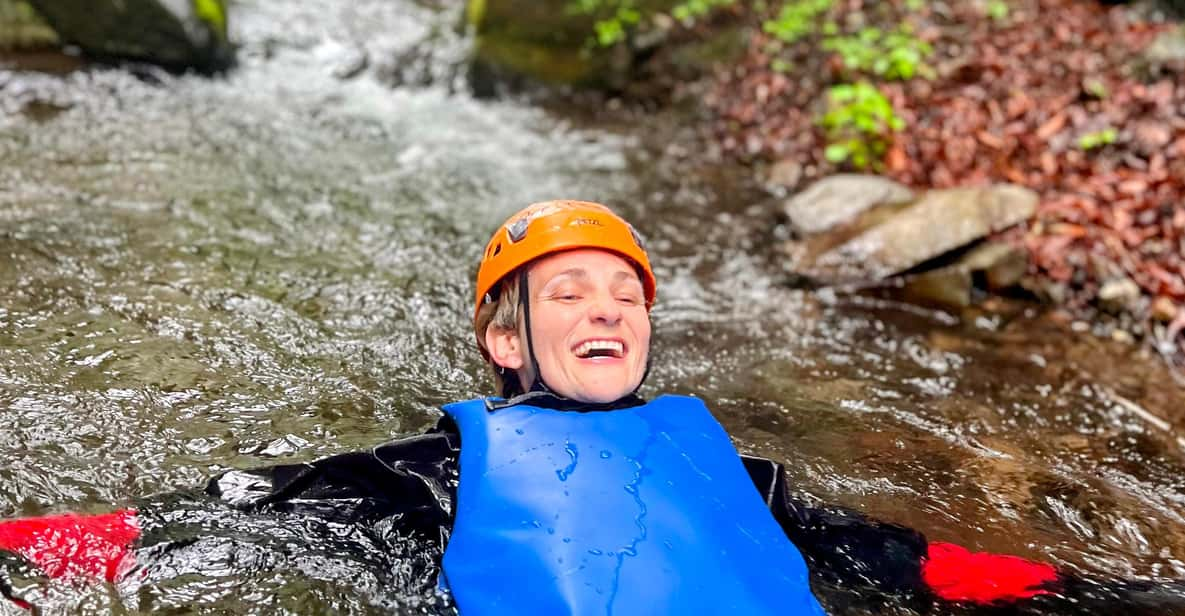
{"left": 484, "top": 391, "right": 646, "bottom": 412}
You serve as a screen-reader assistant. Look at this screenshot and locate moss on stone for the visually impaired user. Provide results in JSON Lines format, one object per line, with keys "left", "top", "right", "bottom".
{"left": 0, "top": 0, "right": 58, "bottom": 50}
{"left": 474, "top": 34, "right": 600, "bottom": 85}
{"left": 466, "top": 0, "right": 486, "bottom": 31}
{"left": 467, "top": 0, "right": 663, "bottom": 87}
{"left": 191, "top": 0, "right": 226, "bottom": 40}
{"left": 672, "top": 24, "right": 746, "bottom": 67}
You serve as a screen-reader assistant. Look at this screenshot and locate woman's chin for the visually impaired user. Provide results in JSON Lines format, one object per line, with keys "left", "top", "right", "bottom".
{"left": 567, "top": 381, "right": 640, "bottom": 404}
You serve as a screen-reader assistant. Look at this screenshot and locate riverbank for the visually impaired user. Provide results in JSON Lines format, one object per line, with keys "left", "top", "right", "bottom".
{"left": 672, "top": 0, "right": 1185, "bottom": 374}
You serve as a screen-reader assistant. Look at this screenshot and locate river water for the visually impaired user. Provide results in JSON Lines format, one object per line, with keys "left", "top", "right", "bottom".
{"left": 2, "top": 1, "right": 1185, "bottom": 614}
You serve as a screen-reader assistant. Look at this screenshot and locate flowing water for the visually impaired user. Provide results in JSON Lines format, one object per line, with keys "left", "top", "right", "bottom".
{"left": 2, "top": 1, "right": 1185, "bottom": 613}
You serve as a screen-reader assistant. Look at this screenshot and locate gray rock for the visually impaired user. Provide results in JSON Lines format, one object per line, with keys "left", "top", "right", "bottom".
{"left": 766, "top": 158, "right": 803, "bottom": 189}
{"left": 800, "top": 184, "right": 1037, "bottom": 283}
{"left": 26, "top": 0, "right": 231, "bottom": 70}
{"left": 781, "top": 174, "right": 914, "bottom": 235}
{"left": 1098, "top": 277, "right": 1142, "bottom": 314}
{"left": 1144, "top": 25, "right": 1185, "bottom": 65}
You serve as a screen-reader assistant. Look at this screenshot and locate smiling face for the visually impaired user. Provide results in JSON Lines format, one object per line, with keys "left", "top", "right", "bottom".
{"left": 484, "top": 249, "right": 652, "bottom": 403}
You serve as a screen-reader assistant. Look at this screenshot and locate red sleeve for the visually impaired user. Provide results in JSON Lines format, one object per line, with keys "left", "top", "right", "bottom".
{"left": 0, "top": 509, "right": 140, "bottom": 582}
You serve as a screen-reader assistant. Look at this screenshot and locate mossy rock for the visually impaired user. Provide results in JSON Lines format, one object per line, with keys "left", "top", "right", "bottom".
{"left": 24, "top": 0, "right": 232, "bottom": 70}
{"left": 0, "top": 0, "right": 58, "bottom": 50}
{"left": 663, "top": 23, "right": 747, "bottom": 75}
{"left": 467, "top": 0, "right": 681, "bottom": 88}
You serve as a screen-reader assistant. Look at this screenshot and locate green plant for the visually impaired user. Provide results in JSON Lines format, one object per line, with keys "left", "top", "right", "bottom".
{"left": 986, "top": 0, "right": 1009, "bottom": 21}
{"left": 820, "top": 82, "right": 905, "bottom": 169}
{"left": 596, "top": 5, "right": 642, "bottom": 46}
{"left": 1083, "top": 78, "right": 1108, "bottom": 99}
{"left": 760, "top": 2, "right": 933, "bottom": 80}
{"left": 762, "top": 0, "right": 834, "bottom": 45}
{"left": 771, "top": 58, "right": 794, "bottom": 73}
{"left": 566, "top": 0, "right": 640, "bottom": 46}
{"left": 822, "top": 24, "right": 933, "bottom": 80}
{"left": 1078, "top": 127, "right": 1117, "bottom": 151}
{"left": 672, "top": 0, "right": 736, "bottom": 21}
{"left": 569, "top": 0, "right": 738, "bottom": 47}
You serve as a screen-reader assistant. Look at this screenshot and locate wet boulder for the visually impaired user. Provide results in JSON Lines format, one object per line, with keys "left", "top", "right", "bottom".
{"left": 782, "top": 179, "right": 1038, "bottom": 297}
{"left": 25, "top": 0, "right": 231, "bottom": 71}
{"left": 896, "top": 242, "right": 1029, "bottom": 308}
{"left": 0, "top": 0, "right": 58, "bottom": 50}
{"left": 466, "top": 0, "right": 685, "bottom": 90}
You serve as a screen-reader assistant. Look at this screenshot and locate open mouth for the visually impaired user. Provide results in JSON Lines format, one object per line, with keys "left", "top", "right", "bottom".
{"left": 572, "top": 339, "right": 625, "bottom": 359}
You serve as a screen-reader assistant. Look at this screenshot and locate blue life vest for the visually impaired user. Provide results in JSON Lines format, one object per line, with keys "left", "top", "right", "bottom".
{"left": 440, "top": 394, "right": 825, "bottom": 616}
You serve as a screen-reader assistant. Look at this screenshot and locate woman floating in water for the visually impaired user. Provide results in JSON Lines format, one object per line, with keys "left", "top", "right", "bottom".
{"left": 3, "top": 201, "right": 1183, "bottom": 614}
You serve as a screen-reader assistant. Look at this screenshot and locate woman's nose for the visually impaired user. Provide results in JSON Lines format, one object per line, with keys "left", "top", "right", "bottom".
{"left": 588, "top": 291, "right": 622, "bottom": 325}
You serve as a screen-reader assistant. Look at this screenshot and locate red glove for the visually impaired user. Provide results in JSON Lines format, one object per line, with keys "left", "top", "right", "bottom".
{"left": 922, "top": 541, "right": 1059, "bottom": 604}
{"left": 0, "top": 509, "right": 140, "bottom": 582}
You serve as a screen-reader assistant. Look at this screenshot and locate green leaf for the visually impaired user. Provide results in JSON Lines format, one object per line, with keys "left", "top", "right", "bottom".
{"left": 987, "top": 0, "right": 1009, "bottom": 20}
{"left": 1078, "top": 127, "right": 1117, "bottom": 150}
{"left": 595, "top": 19, "right": 625, "bottom": 46}
{"left": 825, "top": 143, "right": 850, "bottom": 162}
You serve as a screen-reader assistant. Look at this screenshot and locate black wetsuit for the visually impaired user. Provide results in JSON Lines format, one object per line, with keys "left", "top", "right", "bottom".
{"left": 197, "top": 395, "right": 1185, "bottom": 615}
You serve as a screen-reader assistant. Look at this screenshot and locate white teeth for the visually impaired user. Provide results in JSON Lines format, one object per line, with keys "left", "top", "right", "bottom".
{"left": 575, "top": 340, "right": 623, "bottom": 357}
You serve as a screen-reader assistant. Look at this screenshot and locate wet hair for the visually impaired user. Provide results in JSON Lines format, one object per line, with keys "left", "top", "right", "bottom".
{"left": 475, "top": 272, "right": 525, "bottom": 398}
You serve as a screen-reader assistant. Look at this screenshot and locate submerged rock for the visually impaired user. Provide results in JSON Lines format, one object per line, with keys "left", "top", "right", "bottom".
{"left": 25, "top": 0, "right": 232, "bottom": 71}
{"left": 787, "top": 183, "right": 1038, "bottom": 284}
{"left": 897, "top": 242, "right": 1029, "bottom": 308}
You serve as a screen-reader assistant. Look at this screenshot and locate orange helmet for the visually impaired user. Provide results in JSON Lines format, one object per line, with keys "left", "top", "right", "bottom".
{"left": 474, "top": 200, "right": 657, "bottom": 325}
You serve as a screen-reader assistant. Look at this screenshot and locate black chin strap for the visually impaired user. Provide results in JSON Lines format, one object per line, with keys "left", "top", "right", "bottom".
{"left": 518, "top": 269, "right": 552, "bottom": 395}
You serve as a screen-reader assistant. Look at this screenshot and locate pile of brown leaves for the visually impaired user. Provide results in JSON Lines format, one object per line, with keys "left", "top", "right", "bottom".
{"left": 707, "top": 0, "right": 1185, "bottom": 359}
